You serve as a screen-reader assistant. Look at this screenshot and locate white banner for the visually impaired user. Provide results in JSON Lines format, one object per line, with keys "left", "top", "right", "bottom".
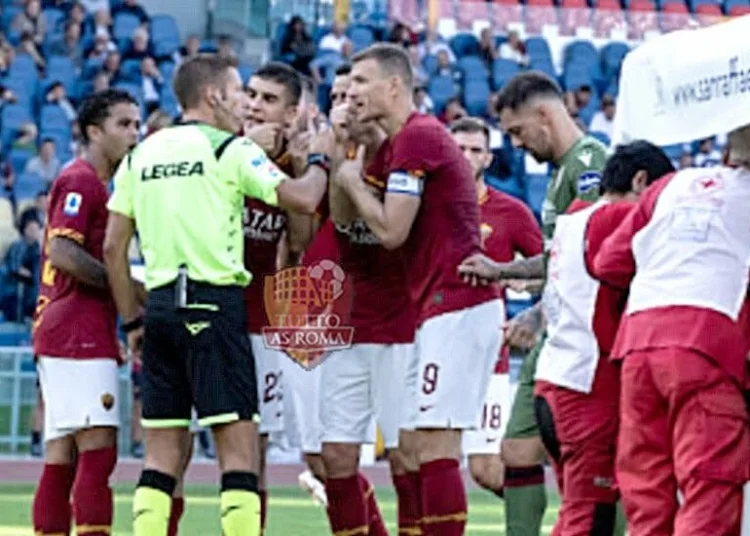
{"left": 611, "top": 15, "right": 750, "bottom": 147}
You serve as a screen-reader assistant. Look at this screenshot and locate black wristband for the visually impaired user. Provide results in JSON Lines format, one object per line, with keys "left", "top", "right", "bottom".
{"left": 307, "top": 153, "right": 330, "bottom": 175}
{"left": 121, "top": 316, "right": 143, "bottom": 333}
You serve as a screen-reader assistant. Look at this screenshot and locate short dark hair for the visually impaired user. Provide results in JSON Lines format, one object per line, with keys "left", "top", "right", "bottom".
{"left": 252, "top": 62, "right": 303, "bottom": 106}
{"left": 173, "top": 54, "right": 238, "bottom": 110}
{"left": 352, "top": 43, "right": 413, "bottom": 89}
{"left": 496, "top": 71, "right": 563, "bottom": 114}
{"left": 450, "top": 117, "right": 490, "bottom": 149}
{"left": 335, "top": 63, "right": 352, "bottom": 77}
{"left": 40, "top": 137, "right": 55, "bottom": 145}
{"left": 601, "top": 140, "right": 675, "bottom": 195}
{"left": 78, "top": 89, "right": 138, "bottom": 144}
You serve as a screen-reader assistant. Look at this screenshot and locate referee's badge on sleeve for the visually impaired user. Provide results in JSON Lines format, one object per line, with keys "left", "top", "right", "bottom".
{"left": 63, "top": 192, "right": 82, "bottom": 216}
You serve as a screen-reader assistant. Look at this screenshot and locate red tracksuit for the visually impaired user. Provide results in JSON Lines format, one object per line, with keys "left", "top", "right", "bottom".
{"left": 594, "top": 168, "right": 750, "bottom": 536}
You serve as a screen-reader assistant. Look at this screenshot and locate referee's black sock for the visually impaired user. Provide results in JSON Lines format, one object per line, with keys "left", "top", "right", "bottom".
{"left": 133, "top": 469, "right": 176, "bottom": 536}
{"left": 220, "top": 471, "right": 261, "bottom": 536}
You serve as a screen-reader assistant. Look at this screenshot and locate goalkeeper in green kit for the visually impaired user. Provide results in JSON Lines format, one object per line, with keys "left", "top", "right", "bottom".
{"left": 459, "top": 72, "right": 619, "bottom": 536}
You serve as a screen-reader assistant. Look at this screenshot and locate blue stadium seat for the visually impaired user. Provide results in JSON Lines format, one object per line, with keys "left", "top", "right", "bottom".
{"left": 120, "top": 59, "right": 143, "bottom": 83}
{"left": 150, "top": 14, "right": 181, "bottom": 58}
{"left": 113, "top": 12, "right": 141, "bottom": 48}
{"left": 8, "top": 54, "right": 37, "bottom": 81}
{"left": 1, "top": 104, "right": 32, "bottom": 146}
{"left": 160, "top": 86, "right": 180, "bottom": 118}
{"left": 450, "top": 33, "right": 481, "bottom": 58}
{"left": 15, "top": 172, "right": 44, "bottom": 201}
{"left": 159, "top": 60, "right": 177, "bottom": 82}
{"left": 486, "top": 176, "right": 525, "bottom": 201}
{"left": 313, "top": 26, "right": 330, "bottom": 45}
{"left": 82, "top": 57, "right": 105, "bottom": 79}
{"left": 662, "top": 143, "right": 686, "bottom": 160}
{"left": 463, "top": 79, "right": 491, "bottom": 116}
{"left": 1, "top": 6, "right": 21, "bottom": 32}
{"left": 427, "top": 75, "right": 458, "bottom": 114}
{"left": 42, "top": 7, "right": 65, "bottom": 33}
{"left": 238, "top": 63, "right": 255, "bottom": 85}
{"left": 349, "top": 24, "right": 375, "bottom": 53}
{"left": 590, "top": 131, "right": 611, "bottom": 146}
{"left": 492, "top": 59, "right": 521, "bottom": 90}
{"left": 44, "top": 55, "right": 77, "bottom": 94}
{"left": 600, "top": 42, "right": 629, "bottom": 82}
{"left": 564, "top": 40, "right": 599, "bottom": 64}
{"left": 529, "top": 58, "right": 556, "bottom": 80}
{"left": 423, "top": 54, "right": 439, "bottom": 76}
{"left": 563, "top": 62, "right": 595, "bottom": 91}
{"left": 525, "top": 173, "right": 551, "bottom": 218}
{"left": 40, "top": 105, "right": 70, "bottom": 136}
{"left": 114, "top": 82, "right": 146, "bottom": 117}
{"left": 8, "top": 147, "right": 33, "bottom": 175}
{"left": 525, "top": 37, "right": 552, "bottom": 61}
{"left": 457, "top": 56, "right": 489, "bottom": 82}
{"left": 2, "top": 76, "right": 35, "bottom": 112}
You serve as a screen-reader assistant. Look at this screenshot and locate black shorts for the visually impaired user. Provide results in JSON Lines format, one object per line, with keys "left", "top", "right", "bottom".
{"left": 140, "top": 282, "right": 258, "bottom": 429}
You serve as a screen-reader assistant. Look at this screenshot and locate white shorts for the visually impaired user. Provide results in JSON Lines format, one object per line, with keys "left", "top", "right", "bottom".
{"left": 462, "top": 373, "right": 511, "bottom": 456}
{"left": 321, "top": 343, "right": 413, "bottom": 449}
{"left": 250, "top": 334, "right": 285, "bottom": 434}
{"left": 403, "top": 299, "right": 504, "bottom": 430}
{"left": 281, "top": 355, "right": 323, "bottom": 454}
{"left": 37, "top": 357, "right": 120, "bottom": 442}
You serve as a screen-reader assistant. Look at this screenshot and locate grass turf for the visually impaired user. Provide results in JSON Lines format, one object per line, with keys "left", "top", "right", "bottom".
{"left": 0, "top": 483, "right": 560, "bottom": 535}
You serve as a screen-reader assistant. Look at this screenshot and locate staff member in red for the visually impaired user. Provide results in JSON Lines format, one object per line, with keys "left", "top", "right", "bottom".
{"left": 593, "top": 126, "right": 750, "bottom": 536}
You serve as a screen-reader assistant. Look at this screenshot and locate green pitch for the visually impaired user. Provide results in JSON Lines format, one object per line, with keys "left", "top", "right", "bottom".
{"left": 0, "top": 483, "right": 561, "bottom": 535}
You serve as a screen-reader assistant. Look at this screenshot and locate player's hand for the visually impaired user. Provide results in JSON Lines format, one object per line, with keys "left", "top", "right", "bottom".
{"left": 288, "top": 130, "right": 312, "bottom": 177}
{"left": 504, "top": 307, "right": 542, "bottom": 350}
{"left": 245, "top": 122, "right": 283, "bottom": 156}
{"left": 309, "top": 119, "right": 336, "bottom": 159}
{"left": 458, "top": 253, "right": 502, "bottom": 286}
{"left": 335, "top": 145, "right": 365, "bottom": 191}
{"left": 127, "top": 326, "right": 144, "bottom": 366}
{"left": 330, "top": 103, "right": 350, "bottom": 143}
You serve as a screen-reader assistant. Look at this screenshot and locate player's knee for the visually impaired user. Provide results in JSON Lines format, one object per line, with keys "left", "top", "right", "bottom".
{"left": 304, "top": 453, "right": 326, "bottom": 482}
{"left": 386, "top": 447, "right": 413, "bottom": 475}
{"left": 76, "top": 425, "right": 117, "bottom": 452}
{"left": 212, "top": 421, "right": 258, "bottom": 473}
{"left": 469, "top": 455, "right": 504, "bottom": 491}
{"left": 322, "top": 443, "right": 360, "bottom": 478}
{"left": 415, "top": 429, "right": 462, "bottom": 464}
{"left": 144, "top": 428, "right": 192, "bottom": 478}
{"left": 44, "top": 436, "right": 76, "bottom": 465}
{"left": 501, "top": 437, "right": 546, "bottom": 467}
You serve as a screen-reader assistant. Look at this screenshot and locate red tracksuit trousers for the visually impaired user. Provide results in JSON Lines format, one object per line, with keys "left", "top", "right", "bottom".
{"left": 617, "top": 347, "right": 750, "bottom": 536}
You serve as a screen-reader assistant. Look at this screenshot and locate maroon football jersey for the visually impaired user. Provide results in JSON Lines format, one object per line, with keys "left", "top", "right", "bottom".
{"left": 32, "top": 159, "right": 119, "bottom": 359}
{"left": 335, "top": 141, "right": 415, "bottom": 344}
{"left": 385, "top": 113, "right": 498, "bottom": 326}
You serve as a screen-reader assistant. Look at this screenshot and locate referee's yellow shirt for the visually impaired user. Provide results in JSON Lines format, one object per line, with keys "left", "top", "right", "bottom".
{"left": 108, "top": 121, "right": 286, "bottom": 291}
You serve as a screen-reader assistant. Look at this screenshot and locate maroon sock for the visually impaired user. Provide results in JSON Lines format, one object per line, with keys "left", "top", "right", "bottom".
{"left": 325, "top": 475, "right": 368, "bottom": 535}
{"left": 358, "top": 473, "right": 388, "bottom": 536}
{"left": 33, "top": 463, "right": 75, "bottom": 535}
{"left": 393, "top": 471, "right": 422, "bottom": 535}
{"left": 168, "top": 497, "right": 185, "bottom": 536}
{"left": 420, "top": 459, "right": 467, "bottom": 536}
{"left": 259, "top": 489, "right": 267, "bottom": 532}
{"left": 71, "top": 446, "right": 117, "bottom": 536}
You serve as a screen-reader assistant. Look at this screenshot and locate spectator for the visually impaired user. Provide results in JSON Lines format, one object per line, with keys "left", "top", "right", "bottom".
{"left": 414, "top": 85, "right": 434, "bottom": 114}
{"left": 0, "top": 212, "right": 42, "bottom": 322}
{"left": 571, "top": 84, "right": 592, "bottom": 111}
{"left": 1, "top": 159, "right": 16, "bottom": 201}
{"left": 418, "top": 28, "right": 455, "bottom": 63}
{"left": 439, "top": 97, "right": 467, "bottom": 124}
{"left": 319, "top": 21, "right": 350, "bottom": 54}
{"left": 13, "top": 123, "right": 38, "bottom": 153}
{"left": 694, "top": 137, "right": 722, "bottom": 167}
{"left": 478, "top": 28, "right": 496, "bottom": 67}
{"left": 27, "top": 189, "right": 48, "bottom": 227}
{"left": 436, "top": 49, "right": 455, "bottom": 77}
{"left": 498, "top": 30, "right": 529, "bottom": 66}
{"left": 80, "top": 0, "right": 109, "bottom": 14}
{"left": 0, "top": 44, "right": 13, "bottom": 77}
{"left": 90, "top": 8, "right": 111, "bottom": 37}
{"left": 112, "top": 0, "right": 149, "bottom": 24}
{"left": 177, "top": 34, "right": 200, "bottom": 63}
{"left": 17, "top": 32, "right": 46, "bottom": 70}
{"left": 408, "top": 44, "right": 429, "bottom": 87}
{"left": 46, "top": 81, "right": 77, "bottom": 121}
{"left": 25, "top": 138, "right": 61, "bottom": 185}
{"left": 0, "top": 84, "right": 18, "bottom": 109}
{"left": 86, "top": 26, "right": 117, "bottom": 60}
{"left": 280, "top": 15, "right": 315, "bottom": 75}
{"left": 12, "top": 0, "right": 48, "bottom": 47}
{"left": 388, "top": 22, "right": 413, "bottom": 47}
{"left": 48, "top": 21, "right": 84, "bottom": 67}
{"left": 589, "top": 94, "right": 616, "bottom": 139}
{"left": 66, "top": 2, "right": 86, "bottom": 26}
{"left": 93, "top": 70, "right": 110, "bottom": 91}
{"left": 140, "top": 57, "right": 163, "bottom": 114}
{"left": 103, "top": 49, "right": 122, "bottom": 81}
{"left": 310, "top": 41, "right": 350, "bottom": 84}
{"left": 123, "top": 26, "right": 153, "bottom": 61}
{"left": 69, "top": 120, "right": 81, "bottom": 157}
{"left": 217, "top": 35, "right": 237, "bottom": 60}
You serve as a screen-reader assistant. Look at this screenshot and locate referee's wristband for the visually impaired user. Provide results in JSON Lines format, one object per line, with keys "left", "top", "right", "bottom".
{"left": 121, "top": 316, "right": 144, "bottom": 334}
{"left": 307, "top": 153, "right": 331, "bottom": 176}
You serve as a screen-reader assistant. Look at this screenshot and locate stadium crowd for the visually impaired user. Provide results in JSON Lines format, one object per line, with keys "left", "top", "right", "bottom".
{"left": 2, "top": 0, "right": 748, "bottom": 535}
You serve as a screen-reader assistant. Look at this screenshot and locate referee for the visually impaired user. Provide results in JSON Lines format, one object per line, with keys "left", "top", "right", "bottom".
{"left": 103, "top": 55, "right": 332, "bottom": 536}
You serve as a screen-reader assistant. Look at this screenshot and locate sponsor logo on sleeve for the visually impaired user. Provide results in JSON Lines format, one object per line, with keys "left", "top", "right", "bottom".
{"left": 577, "top": 171, "right": 601, "bottom": 194}
{"left": 386, "top": 170, "right": 424, "bottom": 196}
{"left": 63, "top": 192, "right": 82, "bottom": 216}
